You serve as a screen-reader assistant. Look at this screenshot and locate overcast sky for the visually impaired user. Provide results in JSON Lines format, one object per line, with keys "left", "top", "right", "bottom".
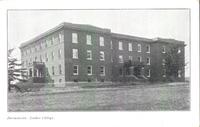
{"left": 8, "top": 9, "right": 190, "bottom": 76}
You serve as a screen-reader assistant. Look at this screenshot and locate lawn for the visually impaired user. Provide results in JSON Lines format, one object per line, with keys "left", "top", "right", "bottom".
{"left": 8, "top": 83, "right": 190, "bottom": 111}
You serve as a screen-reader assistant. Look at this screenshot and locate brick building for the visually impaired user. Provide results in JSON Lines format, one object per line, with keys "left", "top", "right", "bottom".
{"left": 19, "top": 22, "right": 185, "bottom": 86}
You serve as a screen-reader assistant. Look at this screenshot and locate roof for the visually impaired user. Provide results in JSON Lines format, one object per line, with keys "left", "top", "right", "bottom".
{"left": 111, "top": 33, "right": 153, "bottom": 42}
{"left": 62, "top": 22, "right": 111, "bottom": 33}
{"left": 19, "top": 22, "right": 185, "bottom": 48}
{"left": 20, "top": 22, "right": 111, "bottom": 48}
{"left": 20, "top": 23, "right": 64, "bottom": 48}
{"left": 152, "top": 37, "right": 185, "bottom": 45}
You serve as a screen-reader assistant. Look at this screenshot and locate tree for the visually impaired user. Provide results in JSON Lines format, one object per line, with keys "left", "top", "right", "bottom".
{"left": 165, "top": 45, "right": 185, "bottom": 81}
{"left": 121, "top": 60, "right": 145, "bottom": 81}
{"left": 133, "top": 61, "right": 145, "bottom": 77}
{"left": 123, "top": 60, "right": 132, "bottom": 76}
{"left": 8, "top": 48, "right": 27, "bottom": 92}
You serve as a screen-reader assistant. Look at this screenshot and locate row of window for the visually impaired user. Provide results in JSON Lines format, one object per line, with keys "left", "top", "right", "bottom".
{"left": 72, "top": 33, "right": 151, "bottom": 53}
{"left": 162, "top": 69, "right": 182, "bottom": 78}
{"left": 50, "top": 65, "right": 182, "bottom": 78}
{"left": 73, "top": 65, "right": 105, "bottom": 76}
{"left": 117, "top": 68, "right": 182, "bottom": 78}
{"left": 118, "top": 55, "right": 150, "bottom": 65}
{"left": 73, "top": 33, "right": 182, "bottom": 55}
{"left": 72, "top": 49, "right": 105, "bottom": 60}
{"left": 119, "top": 67, "right": 151, "bottom": 77}
{"left": 72, "top": 33, "right": 105, "bottom": 46}
{"left": 119, "top": 42, "right": 150, "bottom": 53}
{"left": 22, "top": 32, "right": 183, "bottom": 58}
{"left": 22, "top": 32, "right": 64, "bottom": 56}
{"left": 23, "top": 49, "right": 62, "bottom": 67}
{"left": 72, "top": 48, "right": 150, "bottom": 64}
{"left": 161, "top": 46, "right": 182, "bottom": 54}
{"left": 50, "top": 64, "right": 62, "bottom": 76}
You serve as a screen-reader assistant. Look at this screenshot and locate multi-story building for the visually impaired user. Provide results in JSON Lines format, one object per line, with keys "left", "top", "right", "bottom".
{"left": 19, "top": 22, "right": 185, "bottom": 86}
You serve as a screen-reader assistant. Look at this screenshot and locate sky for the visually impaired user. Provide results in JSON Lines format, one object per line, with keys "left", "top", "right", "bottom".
{"left": 7, "top": 9, "right": 190, "bottom": 77}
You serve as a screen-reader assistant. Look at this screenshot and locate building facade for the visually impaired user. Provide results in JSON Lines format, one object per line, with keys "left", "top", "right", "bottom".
{"left": 19, "top": 22, "right": 185, "bottom": 85}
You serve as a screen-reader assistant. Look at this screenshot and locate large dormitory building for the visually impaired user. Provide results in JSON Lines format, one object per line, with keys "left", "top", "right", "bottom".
{"left": 19, "top": 22, "right": 185, "bottom": 86}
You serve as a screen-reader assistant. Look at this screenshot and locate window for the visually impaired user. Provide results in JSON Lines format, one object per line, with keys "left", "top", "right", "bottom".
{"left": 72, "top": 49, "right": 78, "bottom": 59}
{"left": 128, "top": 43, "right": 133, "bottom": 51}
{"left": 100, "top": 66, "right": 105, "bottom": 76}
{"left": 119, "top": 55, "right": 123, "bottom": 63}
{"left": 99, "top": 36, "right": 104, "bottom": 46}
{"left": 40, "top": 55, "right": 42, "bottom": 62}
{"left": 110, "top": 41, "right": 113, "bottom": 49}
{"left": 58, "top": 49, "right": 62, "bottom": 59}
{"left": 23, "top": 51, "right": 26, "bottom": 56}
{"left": 177, "top": 48, "right": 181, "bottom": 54}
{"left": 111, "top": 56, "right": 113, "bottom": 62}
{"left": 126, "top": 67, "right": 131, "bottom": 75}
{"left": 87, "top": 65, "right": 92, "bottom": 75}
{"left": 138, "top": 44, "right": 141, "bottom": 52}
{"left": 40, "top": 43, "right": 42, "bottom": 50}
{"left": 162, "top": 59, "right": 166, "bottom": 66}
{"left": 162, "top": 46, "right": 166, "bottom": 53}
{"left": 45, "top": 40, "right": 48, "bottom": 48}
{"left": 35, "top": 56, "right": 37, "bottom": 62}
{"left": 73, "top": 65, "right": 78, "bottom": 75}
{"left": 178, "top": 70, "right": 181, "bottom": 78}
{"left": 35, "top": 46, "right": 37, "bottom": 52}
{"left": 138, "top": 56, "right": 142, "bottom": 62}
{"left": 59, "top": 33, "right": 64, "bottom": 43}
{"left": 59, "top": 79, "right": 62, "bottom": 83}
{"left": 128, "top": 56, "right": 133, "bottom": 61}
{"left": 147, "top": 69, "right": 151, "bottom": 77}
{"left": 119, "top": 68, "right": 123, "bottom": 76}
{"left": 21, "top": 61, "right": 24, "bottom": 67}
{"left": 52, "top": 66, "right": 55, "bottom": 75}
{"left": 100, "top": 51, "right": 105, "bottom": 61}
{"left": 147, "top": 57, "right": 150, "bottom": 65}
{"left": 86, "top": 35, "right": 92, "bottom": 45}
{"left": 51, "top": 51, "right": 54, "bottom": 60}
{"left": 119, "top": 41, "right": 123, "bottom": 50}
{"left": 29, "top": 58, "right": 32, "bottom": 65}
{"left": 45, "top": 53, "right": 48, "bottom": 62}
{"left": 146, "top": 45, "right": 150, "bottom": 53}
{"left": 59, "top": 64, "right": 62, "bottom": 74}
{"left": 163, "top": 69, "right": 166, "bottom": 77}
{"left": 50, "top": 38, "right": 53, "bottom": 45}
{"left": 21, "top": 51, "right": 24, "bottom": 57}
{"left": 72, "top": 33, "right": 78, "bottom": 43}
{"left": 87, "top": 50, "right": 92, "bottom": 60}
{"left": 54, "top": 35, "right": 59, "bottom": 44}
{"left": 52, "top": 36, "right": 56, "bottom": 44}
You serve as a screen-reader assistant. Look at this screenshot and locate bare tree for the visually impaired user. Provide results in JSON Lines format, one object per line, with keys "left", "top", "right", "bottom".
{"left": 8, "top": 48, "right": 27, "bottom": 92}
{"left": 165, "top": 45, "right": 185, "bottom": 81}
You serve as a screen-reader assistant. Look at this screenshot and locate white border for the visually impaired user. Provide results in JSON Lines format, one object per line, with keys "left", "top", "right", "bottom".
{"left": 0, "top": 0, "right": 199, "bottom": 127}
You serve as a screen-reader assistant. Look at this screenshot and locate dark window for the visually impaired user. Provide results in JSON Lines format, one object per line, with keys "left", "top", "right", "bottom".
{"left": 119, "top": 68, "right": 123, "bottom": 76}
{"left": 52, "top": 66, "right": 55, "bottom": 75}
{"left": 59, "top": 64, "right": 62, "bottom": 74}
{"left": 59, "top": 79, "right": 62, "bottom": 83}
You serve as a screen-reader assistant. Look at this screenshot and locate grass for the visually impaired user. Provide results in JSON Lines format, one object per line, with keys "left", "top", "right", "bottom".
{"left": 8, "top": 82, "right": 190, "bottom": 111}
